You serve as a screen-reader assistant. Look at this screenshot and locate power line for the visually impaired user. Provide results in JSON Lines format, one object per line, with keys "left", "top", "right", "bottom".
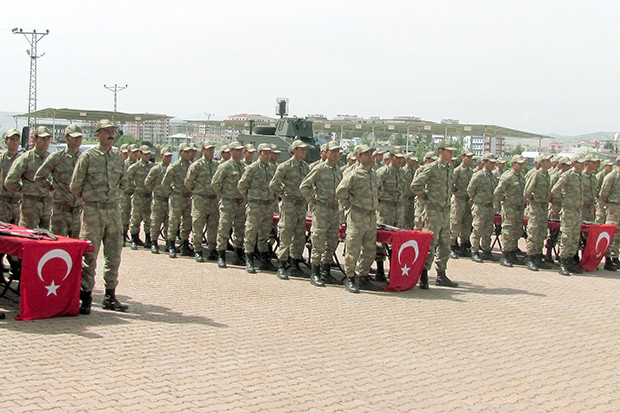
{"left": 104, "top": 84, "right": 128, "bottom": 112}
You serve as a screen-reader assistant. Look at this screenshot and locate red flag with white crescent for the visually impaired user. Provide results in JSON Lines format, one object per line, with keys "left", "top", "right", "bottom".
{"left": 580, "top": 223, "right": 617, "bottom": 272}
{"left": 385, "top": 230, "right": 433, "bottom": 292}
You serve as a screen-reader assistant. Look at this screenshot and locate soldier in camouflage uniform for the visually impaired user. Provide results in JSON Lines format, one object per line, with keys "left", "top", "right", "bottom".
{"left": 70, "top": 119, "right": 128, "bottom": 314}
{"left": 595, "top": 159, "right": 613, "bottom": 224}
{"left": 33, "top": 124, "right": 83, "bottom": 238}
{"left": 145, "top": 147, "right": 172, "bottom": 254}
{"left": 126, "top": 145, "right": 154, "bottom": 250}
{"left": 450, "top": 150, "right": 474, "bottom": 258}
{"left": 0, "top": 129, "right": 22, "bottom": 274}
{"left": 551, "top": 156, "right": 585, "bottom": 276}
{"left": 341, "top": 153, "right": 356, "bottom": 173}
{"left": 219, "top": 144, "right": 230, "bottom": 164}
{"left": 336, "top": 144, "right": 379, "bottom": 294}
{"left": 120, "top": 144, "right": 129, "bottom": 161}
{"left": 212, "top": 141, "right": 246, "bottom": 267}
{"left": 523, "top": 154, "right": 552, "bottom": 271}
{"left": 402, "top": 153, "right": 419, "bottom": 230}
{"left": 411, "top": 141, "right": 460, "bottom": 289}
{"left": 413, "top": 152, "right": 437, "bottom": 231}
{"left": 493, "top": 155, "right": 526, "bottom": 267}
{"left": 269, "top": 139, "right": 310, "bottom": 279}
{"left": 544, "top": 157, "right": 571, "bottom": 263}
{"left": 121, "top": 144, "right": 138, "bottom": 243}
{"left": 242, "top": 144, "right": 255, "bottom": 167}
{"left": 467, "top": 153, "right": 499, "bottom": 263}
{"left": 185, "top": 141, "right": 219, "bottom": 263}
{"left": 238, "top": 143, "right": 277, "bottom": 273}
{"left": 5, "top": 126, "right": 52, "bottom": 230}
{"left": 598, "top": 156, "right": 620, "bottom": 271}
{"left": 161, "top": 144, "right": 193, "bottom": 258}
{"left": 308, "top": 143, "right": 327, "bottom": 172}
{"left": 581, "top": 154, "right": 599, "bottom": 223}
{"left": 300, "top": 141, "right": 343, "bottom": 286}
{"left": 372, "top": 150, "right": 384, "bottom": 172}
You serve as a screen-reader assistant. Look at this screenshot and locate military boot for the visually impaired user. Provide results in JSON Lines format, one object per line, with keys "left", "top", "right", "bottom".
{"left": 79, "top": 290, "right": 92, "bottom": 315}
{"left": 320, "top": 262, "right": 341, "bottom": 284}
{"left": 102, "top": 289, "right": 129, "bottom": 312}
{"left": 543, "top": 247, "right": 554, "bottom": 263}
{"left": 277, "top": 260, "right": 289, "bottom": 280}
{"left": 480, "top": 250, "right": 498, "bottom": 262}
{"left": 144, "top": 233, "right": 152, "bottom": 249}
{"left": 310, "top": 265, "right": 325, "bottom": 287}
{"left": 604, "top": 256, "right": 617, "bottom": 271}
{"left": 130, "top": 233, "right": 140, "bottom": 250}
{"left": 525, "top": 255, "right": 539, "bottom": 271}
{"left": 168, "top": 239, "right": 177, "bottom": 259}
{"left": 345, "top": 276, "right": 360, "bottom": 294}
{"left": 150, "top": 241, "right": 160, "bottom": 254}
{"left": 612, "top": 257, "right": 620, "bottom": 268}
{"left": 471, "top": 251, "right": 483, "bottom": 263}
{"left": 500, "top": 251, "right": 514, "bottom": 268}
{"left": 180, "top": 240, "right": 192, "bottom": 257}
{"left": 559, "top": 258, "right": 571, "bottom": 276}
{"left": 374, "top": 260, "right": 387, "bottom": 282}
{"left": 206, "top": 249, "right": 218, "bottom": 261}
{"left": 231, "top": 248, "right": 245, "bottom": 265}
{"left": 134, "top": 233, "right": 145, "bottom": 247}
{"left": 536, "top": 254, "right": 551, "bottom": 269}
{"left": 123, "top": 230, "right": 130, "bottom": 246}
{"left": 449, "top": 244, "right": 460, "bottom": 259}
{"left": 358, "top": 275, "right": 384, "bottom": 291}
{"left": 459, "top": 241, "right": 472, "bottom": 257}
{"left": 419, "top": 269, "right": 429, "bottom": 290}
{"left": 569, "top": 260, "right": 583, "bottom": 274}
{"left": 195, "top": 251, "right": 205, "bottom": 263}
{"left": 436, "top": 271, "right": 459, "bottom": 287}
{"left": 217, "top": 250, "right": 227, "bottom": 268}
{"left": 258, "top": 252, "right": 277, "bottom": 271}
{"left": 245, "top": 253, "right": 256, "bottom": 274}
{"left": 288, "top": 258, "right": 307, "bottom": 277}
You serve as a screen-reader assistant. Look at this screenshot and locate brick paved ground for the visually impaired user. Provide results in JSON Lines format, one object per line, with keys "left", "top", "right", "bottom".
{"left": 1, "top": 242, "right": 619, "bottom": 412}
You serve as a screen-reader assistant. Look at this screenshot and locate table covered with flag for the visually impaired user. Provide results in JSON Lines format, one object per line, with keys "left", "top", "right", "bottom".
{"left": 0, "top": 223, "right": 93, "bottom": 321}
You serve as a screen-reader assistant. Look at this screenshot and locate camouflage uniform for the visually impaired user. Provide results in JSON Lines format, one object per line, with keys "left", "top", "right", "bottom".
{"left": 450, "top": 163, "right": 474, "bottom": 248}
{"left": 185, "top": 155, "right": 219, "bottom": 255}
{"left": 161, "top": 157, "right": 192, "bottom": 246}
{"left": 595, "top": 166, "right": 611, "bottom": 224}
{"left": 126, "top": 158, "right": 154, "bottom": 239}
{"left": 33, "top": 148, "right": 82, "bottom": 237}
{"left": 0, "top": 151, "right": 21, "bottom": 224}
{"left": 401, "top": 163, "right": 418, "bottom": 230}
{"left": 467, "top": 168, "right": 496, "bottom": 254}
{"left": 144, "top": 161, "right": 169, "bottom": 248}
{"left": 524, "top": 168, "right": 551, "bottom": 256}
{"left": 493, "top": 169, "right": 525, "bottom": 252}
{"left": 121, "top": 157, "right": 136, "bottom": 235}
{"left": 581, "top": 170, "right": 597, "bottom": 222}
{"left": 413, "top": 166, "right": 427, "bottom": 231}
{"left": 599, "top": 168, "right": 620, "bottom": 259}
{"left": 551, "top": 168, "right": 584, "bottom": 260}
{"left": 211, "top": 158, "right": 246, "bottom": 251}
{"left": 70, "top": 143, "right": 126, "bottom": 293}
{"left": 376, "top": 163, "right": 405, "bottom": 228}
{"left": 5, "top": 148, "right": 52, "bottom": 229}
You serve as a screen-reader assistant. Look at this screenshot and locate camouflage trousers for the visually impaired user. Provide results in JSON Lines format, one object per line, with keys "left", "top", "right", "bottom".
{"left": 526, "top": 202, "right": 549, "bottom": 255}
{"left": 244, "top": 199, "right": 273, "bottom": 254}
{"left": 559, "top": 206, "right": 582, "bottom": 259}
{"left": 277, "top": 198, "right": 308, "bottom": 261}
{"left": 414, "top": 198, "right": 426, "bottom": 231}
{"left": 500, "top": 204, "right": 524, "bottom": 252}
{"left": 150, "top": 195, "right": 169, "bottom": 244}
{"left": 423, "top": 206, "right": 451, "bottom": 272}
{"left": 549, "top": 201, "right": 561, "bottom": 220}
{"left": 377, "top": 200, "right": 402, "bottom": 259}
{"left": 129, "top": 193, "right": 152, "bottom": 235}
{"left": 51, "top": 203, "right": 82, "bottom": 238}
{"left": 167, "top": 194, "right": 192, "bottom": 241}
{"left": 595, "top": 201, "right": 606, "bottom": 224}
{"left": 470, "top": 204, "right": 494, "bottom": 253}
{"left": 450, "top": 196, "right": 472, "bottom": 244}
{"left": 0, "top": 197, "right": 20, "bottom": 223}
{"left": 192, "top": 194, "right": 219, "bottom": 252}
{"left": 80, "top": 204, "right": 122, "bottom": 293}
{"left": 604, "top": 203, "right": 620, "bottom": 259}
{"left": 120, "top": 191, "right": 132, "bottom": 231}
{"left": 310, "top": 201, "right": 340, "bottom": 266}
{"left": 217, "top": 198, "right": 245, "bottom": 251}
{"left": 19, "top": 195, "right": 51, "bottom": 230}
{"left": 581, "top": 204, "right": 595, "bottom": 223}
{"left": 345, "top": 206, "right": 377, "bottom": 277}
{"left": 402, "top": 196, "right": 416, "bottom": 230}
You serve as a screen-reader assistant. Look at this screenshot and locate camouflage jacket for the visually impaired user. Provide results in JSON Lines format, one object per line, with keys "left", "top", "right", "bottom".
{"left": 581, "top": 171, "right": 597, "bottom": 207}
{"left": 452, "top": 164, "right": 473, "bottom": 199}
{"left": 161, "top": 158, "right": 192, "bottom": 198}
{"left": 238, "top": 160, "right": 275, "bottom": 202}
{"left": 524, "top": 169, "right": 550, "bottom": 205}
{"left": 402, "top": 165, "right": 418, "bottom": 199}
{"left": 144, "top": 162, "right": 169, "bottom": 198}
{"left": 269, "top": 157, "right": 309, "bottom": 201}
{"left": 211, "top": 158, "right": 245, "bottom": 199}
{"left": 493, "top": 169, "right": 525, "bottom": 208}
{"left": 599, "top": 169, "right": 620, "bottom": 203}
{"left": 411, "top": 160, "right": 453, "bottom": 209}
{"left": 300, "top": 161, "right": 343, "bottom": 206}
{"left": 377, "top": 164, "right": 404, "bottom": 203}
{"left": 0, "top": 151, "right": 20, "bottom": 200}
{"left": 185, "top": 157, "right": 218, "bottom": 196}
{"left": 34, "top": 148, "right": 82, "bottom": 206}
{"left": 126, "top": 159, "right": 153, "bottom": 195}
{"left": 5, "top": 148, "right": 51, "bottom": 198}
{"left": 467, "top": 169, "right": 496, "bottom": 206}
{"left": 336, "top": 164, "right": 378, "bottom": 212}
{"left": 70, "top": 144, "right": 126, "bottom": 203}
{"left": 551, "top": 169, "right": 584, "bottom": 209}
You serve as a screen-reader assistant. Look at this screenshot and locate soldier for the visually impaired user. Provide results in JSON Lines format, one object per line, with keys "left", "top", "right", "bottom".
{"left": 581, "top": 154, "right": 599, "bottom": 223}
{"left": 595, "top": 159, "right": 613, "bottom": 224}
{"left": 523, "top": 154, "right": 552, "bottom": 271}
{"left": 335, "top": 144, "right": 379, "bottom": 293}
{"left": 411, "top": 141, "right": 460, "bottom": 289}
{"left": 212, "top": 141, "right": 246, "bottom": 267}
{"left": 493, "top": 158, "right": 507, "bottom": 179}
{"left": 450, "top": 150, "right": 474, "bottom": 258}
{"left": 544, "top": 157, "right": 571, "bottom": 263}
{"left": 0, "top": 129, "right": 22, "bottom": 274}
{"left": 468, "top": 153, "right": 499, "bottom": 263}
{"left": 493, "top": 155, "right": 526, "bottom": 267}
{"left": 70, "top": 119, "right": 128, "bottom": 314}
{"left": 524, "top": 158, "right": 540, "bottom": 182}
{"left": 402, "top": 153, "right": 419, "bottom": 230}
{"left": 121, "top": 144, "right": 139, "bottom": 243}
{"left": 269, "top": 139, "right": 310, "bottom": 279}
{"left": 242, "top": 144, "right": 256, "bottom": 167}
{"left": 189, "top": 142, "right": 198, "bottom": 162}
{"left": 238, "top": 143, "right": 277, "bottom": 273}
{"left": 598, "top": 156, "right": 620, "bottom": 271}
{"left": 372, "top": 149, "right": 384, "bottom": 171}
{"left": 300, "top": 141, "right": 343, "bottom": 286}
{"left": 219, "top": 144, "right": 230, "bottom": 164}
{"left": 269, "top": 144, "right": 281, "bottom": 165}
{"left": 126, "top": 145, "right": 154, "bottom": 250}
{"left": 185, "top": 141, "right": 219, "bottom": 262}
{"left": 413, "top": 152, "right": 437, "bottom": 231}
{"left": 551, "top": 156, "right": 584, "bottom": 276}
{"left": 5, "top": 125, "right": 52, "bottom": 229}
{"left": 33, "top": 124, "right": 83, "bottom": 238}
{"left": 308, "top": 143, "right": 327, "bottom": 171}
{"left": 341, "top": 153, "right": 357, "bottom": 175}
{"left": 161, "top": 144, "right": 193, "bottom": 258}
{"left": 120, "top": 144, "right": 129, "bottom": 161}
{"left": 145, "top": 147, "right": 172, "bottom": 254}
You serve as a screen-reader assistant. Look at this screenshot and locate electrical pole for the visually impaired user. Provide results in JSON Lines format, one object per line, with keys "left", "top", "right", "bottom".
{"left": 204, "top": 112, "right": 215, "bottom": 135}
{"left": 104, "top": 84, "right": 128, "bottom": 112}
{"left": 12, "top": 28, "right": 49, "bottom": 131}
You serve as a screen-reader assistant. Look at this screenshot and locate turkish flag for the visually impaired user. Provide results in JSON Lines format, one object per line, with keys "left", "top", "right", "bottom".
{"left": 17, "top": 240, "right": 89, "bottom": 321}
{"left": 580, "top": 223, "right": 618, "bottom": 272}
{"left": 385, "top": 230, "right": 434, "bottom": 292}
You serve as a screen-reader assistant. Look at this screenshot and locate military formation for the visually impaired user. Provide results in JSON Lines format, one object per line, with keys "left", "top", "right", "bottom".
{"left": 2, "top": 121, "right": 619, "bottom": 308}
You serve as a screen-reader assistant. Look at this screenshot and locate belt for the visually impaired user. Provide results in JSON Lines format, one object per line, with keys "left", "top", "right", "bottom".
{"left": 0, "top": 195, "right": 19, "bottom": 203}
{"left": 195, "top": 194, "right": 218, "bottom": 200}
{"left": 84, "top": 201, "right": 118, "bottom": 209}
{"left": 22, "top": 194, "right": 49, "bottom": 202}
{"left": 153, "top": 195, "right": 169, "bottom": 202}
{"left": 475, "top": 202, "right": 493, "bottom": 207}
{"left": 248, "top": 199, "right": 273, "bottom": 205}
{"left": 54, "top": 203, "right": 82, "bottom": 213}
{"left": 224, "top": 197, "right": 245, "bottom": 204}
{"left": 284, "top": 197, "right": 306, "bottom": 205}
{"left": 351, "top": 205, "right": 375, "bottom": 215}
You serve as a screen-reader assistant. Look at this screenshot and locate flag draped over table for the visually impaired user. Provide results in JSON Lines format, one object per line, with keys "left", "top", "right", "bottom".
{"left": 385, "top": 230, "right": 434, "bottom": 292}
{"left": 580, "top": 223, "right": 618, "bottom": 272}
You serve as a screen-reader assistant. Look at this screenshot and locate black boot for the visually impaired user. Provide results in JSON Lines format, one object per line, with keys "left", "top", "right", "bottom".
{"left": 217, "top": 250, "right": 227, "bottom": 268}
{"left": 345, "top": 276, "right": 360, "bottom": 294}
{"left": 102, "top": 289, "right": 129, "bottom": 312}
{"left": 536, "top": 254, "right": 551, "bottom": 269}
{"left": 151, "top": 241, "right": 160, "bottom": 254}
{"left": 231, "top": 248, "right": 245, "bottom": 265}
{"left": 471, "top": 251, "right": 483, "bottom": 263}
{"left": 277, "top": 260, "right": 289, "bottom": 280}
{"left": 544, "top": 247, "right": 554, "bottom": 263}
{"left": 449, "top": 244, "right": 460, "bottom": 259}
{"left": 604, "top": 256, "right": 617, "bottom": 271}
{"left": 358, "top": 275, "right": 384, "bottom": 291}
{"left": 206, "top": 249, "right": 218, "bottom": 261}
{"left": 134, "top": 233, "right": 145, "bottom": 247}
{"left": 195, "top": 251, "right": 205, "bottom": 263}
{"left": 419, "top": 269, "right": 429, "bottom": 290}
{"left": 459, "top": 241, "right": 472, "bottom": 257}
{"left": 569, "top": 260, "right": 583, "bottom": 274}
{"left": 310, "top": 265, "right": 325, "bottom": 287}
{"left": 168, "top": 239, "right": 177, "bottom": 258}
{"left": 123, "top": 230, "right": 130, "bottom": 246}
{"left": 288, "top": 258, "right": 307, "bottom": 277}
{"left": 375, "top": 260, "right": 386, "bottom": 282}
{"left": 180, "top": 240, "right": 192, "bottom": 257}
{"left": 130, "top": 233, "right": 140, "bottom": 250}
{"left": 245, "top": 253, "right": 256, "bottom": 274}
{"left": 79, "top": 290, "right": 92, "bottom": 315}
{"left": 613, "top": 257, "right": 620, "bottom": 268}
{"left": 480, "top": 250, "right": 498, "bottom": 262}
{"left": 525, "top": 255, "right": 539, "bottom": 271}
{"left": 436, "top": 270, "right": 459, "bottom": 287}
{"left": 144, "top": 233, "right": 152, "bottom": 249}
{"left": 500, "top": 251, "right": 514, "bottom": 268}
{"left": 258, "top": 252, "right": 277, "bottom": 271}
{"left": 559, "top": 258, "right": 571, "bottom": 276}
{"left": 321, "top": 263, "right": 341, "bottom": 284}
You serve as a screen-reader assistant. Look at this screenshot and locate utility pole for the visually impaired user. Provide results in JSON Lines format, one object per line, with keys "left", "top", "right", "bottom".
{"left": 12, "top": 28, "right": 49, "bottom": 131}
{"left": 104, "top": 84, "right": 128, "bottom": 112}
{"left": 204, "top": 113, "right": 215, "bottom": 135}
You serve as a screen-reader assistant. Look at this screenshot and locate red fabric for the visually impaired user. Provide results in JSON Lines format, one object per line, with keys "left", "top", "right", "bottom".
{"left": 580, "top": 223, "right": 618, "bottom": 272}
{"left": 0, "top": 224, "right": 93, "bottom": 321}
{"left": 385, "top": 230, "right": 434, "bottom": 292}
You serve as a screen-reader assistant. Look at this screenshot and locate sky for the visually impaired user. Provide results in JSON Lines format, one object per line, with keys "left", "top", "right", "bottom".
{"left": 1, "top": 0, "right": 618, "bottom": 136}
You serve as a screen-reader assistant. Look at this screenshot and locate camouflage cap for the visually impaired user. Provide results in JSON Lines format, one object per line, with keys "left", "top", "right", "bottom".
{"left": 244, "top": 143, "right": 256, "bottom": 152}
{"left": 3, "top": 128, "right": 20, "bottom": 139}
{"left": 347, "top": 153, "right": 356, "bottom": 160}
{"left": 539, "top": 154, "right": 553, "bottom": 161}
{"left": 95, "top": 119, "right": 116, "bottom": 131}
{"left": 202, "top": 140, "right": 215, "bottom": 149}
{"left": 257, "top": 143, "right": 272, "bottom": 152}
{"left": 139, "top": 145, "right": 151, "bottom": 154}
{"left": 383, "top": 153, "right": 390, "bottom": 161}
{"left": 389, "top": 147, "right": 405, "bottom": 158}
{"left": 424, "top": 151, "right": 437, "bottom": 160}
{"left": 481, "top": 153, "right": 497, "bottom": 162}
{"left": 602, "top": 159, "right": 613, "bottom": 166}
{"left": 373, "top": 149, "right": 384, "bottom": 156}
{"left": 572, "top": 154, "right": 585, "bottom": 163}
{"left": 65, "top": 124, "right": 83, "bottom": 138}
{"left": 178, "top": 143, "right": 189, "bottom": 152}
{"left": 120, "top": 143, "right": 129, "bottom": 153}
{"left": 270, "top": 143, "right": 281, "bottom": 153}
{"left": 584, "top": 153, "right": 600, "bottom": 162}
{"left": 354, "top": 144, "right": 373, "bottom": 155}
{"left": 497, "top": 158, "right": 507, "bottom": 164}
{"left": 221, "top": 144, "right": 230, "bottom": 153}
{"left": 325, "top": 141, "right": 342, "bottom": 151}
{"left": 161, "top": 147, "right": 173, "bottom": 156}
{"left": 511, "top": 154, "right": 526, "bottom": 164}
{"left": 129, "top": 144, "right": 139, "bottom": 152}
{"left": 320, "top": 143, "right": 328, "bottom": 151}
{"left": 228, "top": 141, "right": 244, "bottom": 150}
{"left": 558, "top": 157, "right": 571, "bottom": 166}
{"left": 461, "top": 150, "right": 474, "bottom": 157}
{"left": 189, "top": 142, "right": 198, "bottom": 150}
{"left": 616, "top": 156, "right": 620, "bottom": 163}
{"left": 35, "top": 126, "right": 51, "bottom": 138}
{"left": 406, "top": 153, "right": 419, "bottom": 161}
{"left": 290, "top": 139, "right": 310, "bottom": 150}
{"left": 438, "top": 140, "right": 457, "bottom": 151}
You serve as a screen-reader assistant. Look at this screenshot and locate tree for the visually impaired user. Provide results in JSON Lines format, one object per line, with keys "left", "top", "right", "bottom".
{"left": 116, "top": 134, "right": 137, "bottom": 146}
{"left": 511, "top": 144, "right": 524, "bottom": 156}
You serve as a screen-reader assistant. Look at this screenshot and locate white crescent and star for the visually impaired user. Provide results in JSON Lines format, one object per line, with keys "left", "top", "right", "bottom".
{"left": 397, "top": 240, "right": 419, "bottom": 277}
{"left": 37, "top": 249, "right": 73, "bottom": 295}
{"left": 595, "top": 232, "right": 610, "bottom": 257}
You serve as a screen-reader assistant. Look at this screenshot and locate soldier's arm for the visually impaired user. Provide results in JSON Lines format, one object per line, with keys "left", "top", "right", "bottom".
{"left": 269, "top": 163, "right": 286, "bottom": 196}
{"left": 119, "top": 157, "right": 129, "bottom": 192}
{"left": 4, "top": 155, "right": 27, "bottom": 192}
{"left": 210, "top": 163, "right": 225, "bottom": 195}
{"left": 493, "top": 174, "right": 507, "bottom": 203}
{"left": 70, "top": 154, "right": 88, "bottom": 199}
{"left": 237, "top": 165, "right": 252, "bottom": 198}
{"left": 466, "top": 173, "right": 478, "bottom": 200}
{"left": 144, "top": 166, "right": 157, "bottom": 192}
{"left": 335, "top": 171, "right": 353, "bottom": 209}
{"left": 160, "top": 164, "right": 175, "bottom": 196}
{"left": 125, "top": 163, "right": 138, "bottom": 192}
{"left": 599, "top": 173, "right": 613, "bottom": 202}
{"left": 523, "top": 172, "right": 537, "bottom": 201}
{"left": 33, "top": 152, "right": 57, "bottom": 192}
{"left": 299, "top": 166, "right": 318, "bottom": 205}
{"left": 184, "top": 163, "right": 197, "bottom": 191}
{"left": 550, "top": 173, "right": 567, "bottom": 200}
{"left": 411, "top": 165, "right": 430, "bottom": 199}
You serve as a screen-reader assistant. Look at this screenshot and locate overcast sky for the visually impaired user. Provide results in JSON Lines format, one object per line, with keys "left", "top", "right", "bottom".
{"left": 1, "top": 0, "right": 618, "bottom": 136}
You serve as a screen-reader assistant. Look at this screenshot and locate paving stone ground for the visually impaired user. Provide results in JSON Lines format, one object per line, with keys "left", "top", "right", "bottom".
{"left": 1, "top": 241, "right": 619, "bottom": 412}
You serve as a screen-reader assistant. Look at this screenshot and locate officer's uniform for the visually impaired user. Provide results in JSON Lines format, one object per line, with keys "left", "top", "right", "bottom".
{"left": 595, "top": 160, "right": 613, "bottom": 224}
